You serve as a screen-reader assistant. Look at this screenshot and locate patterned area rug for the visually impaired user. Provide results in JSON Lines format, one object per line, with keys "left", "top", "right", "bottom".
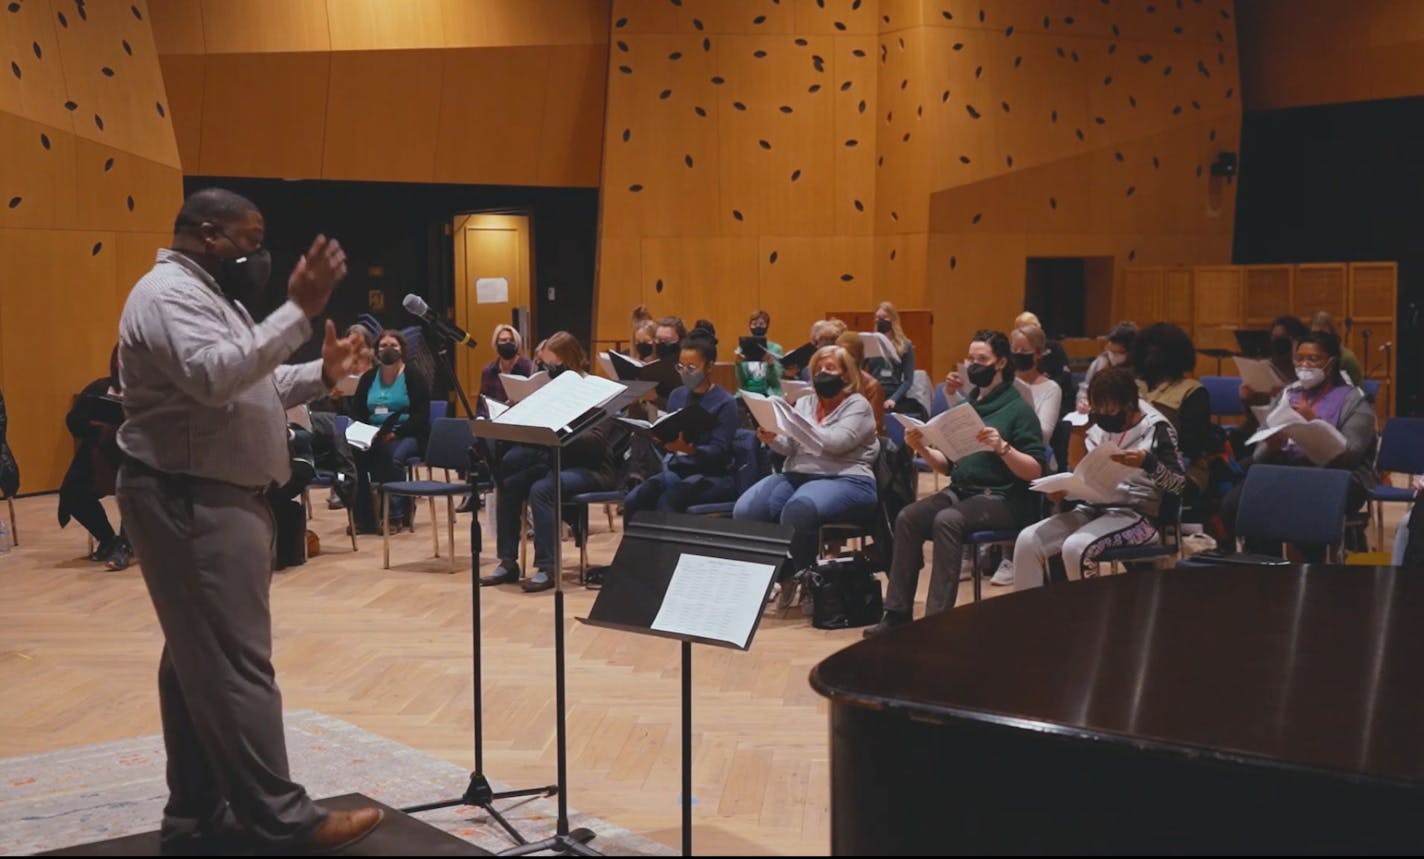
{"left": 0, "top": 710, "right": 675, "bottom": 856}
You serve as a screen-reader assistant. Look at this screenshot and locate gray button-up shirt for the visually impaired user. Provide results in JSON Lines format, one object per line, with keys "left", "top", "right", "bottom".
{"left": 118, "top": 249, "right": 328, "bottom": 488}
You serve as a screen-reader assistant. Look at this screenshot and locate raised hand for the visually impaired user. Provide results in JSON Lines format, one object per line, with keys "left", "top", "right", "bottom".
{"left": 320, "top": 320, "right": 365, "bottom": 387}
{"left": 288, "top": 234, "right": 348, "bottom": 318}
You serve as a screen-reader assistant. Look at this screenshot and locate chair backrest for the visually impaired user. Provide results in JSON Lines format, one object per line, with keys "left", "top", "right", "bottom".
{"left": 731, "top": 429, "right": 769, "bottom": 496}
{"left": 1375, "top": 417, "right": 1424, "bottom": 475}
{"left": 423, "top": 417, "right": 475, "bottom": 472}
{"left": 333, "top": 415, "right": 351, "bottom": 435}
{"left": 1235, "top": 465, "right": 1351, "bottom": 547}
{"left": 429, "top": 400, "right": 451, "bottom": 421}
{"left": 1362, "top": 378, "right": 1381, "bottom": 402}
{"left": 883, "top": 413, "right": 906, "bottom": 449}
{"left": 1157, "top": 492, "right": 1183, "bottom": 552}
{"left": 1199, "top": 375, "right": 1245, "bottom": 417}
{"left": 931, "top": 382, "right": 949, "bottom": 417}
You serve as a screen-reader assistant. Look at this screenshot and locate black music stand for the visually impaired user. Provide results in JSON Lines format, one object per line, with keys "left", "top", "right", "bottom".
{"left": 1196, "top": 347, "right": 1235, "bottom": 376}
{"left": 579, "top": 512, "right": 795, "bottom": 856}
{"left": 466, "top": 403, "right": 613, "bottom": 856}
{"left": 397, "top": 325, "right": 562, "bottom": 849}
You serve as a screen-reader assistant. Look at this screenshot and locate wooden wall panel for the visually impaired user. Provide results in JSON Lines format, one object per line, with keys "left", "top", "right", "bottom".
{"left": 1293, "top": 263, "right": 1348, "bottom": 320}
{"left": 146, "top": 0, "right": 206, "bottom": 54}
{"left": 325, "top": 0, "right": 447, "bottom": 51}
{"left": 1162, "top": 269, "right": 1194, "bottom": 329}
{"left": 198, "top": 0, "right": 331, "bottom": 53}
{"left": 51, "top": 0, "right": 181, "bottom": 169}
{"left": 157, "top": 54, "right": 204, "bottom": 171}
{"left": 0, "top": 0, "right": 76, "bottom": 132}
{"left": 438, "top": 0, "right": 609, "bottom": 48}
{"left": 591, "top": 237, "right": 643, "bottom": 350}
{"left": 197, "top": 53, "right": 330, "bottom": 178}
{"left": 1118, "top": 267, "right": 1165, "bottom": 330}
{"left": 0, "top": 2, "right": 182, "bottom": 492}
{"left": 323, "top": 51, "right": 443, "bottom": 183}
{"left": 537, "top": 44, "right": 611, "bottom": 187}
{"left": 640, "top": 237, "right": 762, "bottom": 334}
{"left": 1243, "top": 265, "right": 1294, "bottom": 325}
{"left": 757, "top": 236, "right": 875, "bottom": 351}
{"left": 1349, "top": 262, "right": 1396, "bottom": 319}
{"left": 1192, "top": 266, "right": 1243, "bottom": 327}
{"left": 0, "top": 110, "right": 79, "bottom": 230}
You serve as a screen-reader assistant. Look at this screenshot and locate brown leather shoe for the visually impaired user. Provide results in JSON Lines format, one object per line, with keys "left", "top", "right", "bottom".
{"left": 300, "top": 806, "right": 384, "bottom": 854}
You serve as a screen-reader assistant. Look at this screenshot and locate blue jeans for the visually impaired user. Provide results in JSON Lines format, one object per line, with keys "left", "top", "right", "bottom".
{"left": 495, "top": 445, "right": 606, "bottom": 573}
{"left": 354, "top": 436, "right": 420, "bottom": 528}
{"left": 623, "top": 470, "right": 735, "bottom": 523}
{"left": 733, "top": 471, "right": 879, "bottom": 571}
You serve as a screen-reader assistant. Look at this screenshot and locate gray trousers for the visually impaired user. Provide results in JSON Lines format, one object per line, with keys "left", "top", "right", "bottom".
{"left": 884, "top": 490, "right": 1016, "bottom": 618}
{"left": 117, "top": 463, "right": 324, "bottom": 846}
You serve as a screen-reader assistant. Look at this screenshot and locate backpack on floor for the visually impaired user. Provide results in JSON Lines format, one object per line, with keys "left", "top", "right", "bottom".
{"left": 809, "top": 554, "right": 883, "bottom": 630}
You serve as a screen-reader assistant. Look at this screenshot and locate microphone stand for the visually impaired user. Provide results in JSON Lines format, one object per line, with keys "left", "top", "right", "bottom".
{"left": 398, "top": 321, "right": 559, "bottom": 848}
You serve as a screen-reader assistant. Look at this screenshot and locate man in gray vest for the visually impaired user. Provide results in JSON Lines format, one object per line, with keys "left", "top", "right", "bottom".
{"left": 117, "top": 188, "right": 379, "bottom": 853}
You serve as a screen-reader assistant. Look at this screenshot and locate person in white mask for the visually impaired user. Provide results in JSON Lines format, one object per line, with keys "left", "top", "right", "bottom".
{"left": 1218, "top": 331, "right": 1378, "bottom": 562}
{"left": 1076, "top": 321, "right": 1137, "bottom": 411}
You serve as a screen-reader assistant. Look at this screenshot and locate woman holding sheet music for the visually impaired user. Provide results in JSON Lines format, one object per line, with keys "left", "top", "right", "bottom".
{"left": 863, "top": 330, "right": 1047, "bottom": 637}
{"left": 478, "top": 323, "right": 534, "bottom": 412}
{"left": 480, "top": 332, "right": 621, "bottom": 593}
{"left": 865, "top": 302, "right": 922, "bottom": 418}
{"left": 734, "top": 346, "right": 880, "bottom": 607}
{"left": 1219, "top": 332, "right": 1378, "bottom": 561}
{"left": 349, "top": 329, "right": 431, "bottom": 534}
{"left": 1012, "top": 367, "right": 1186, "bottom": 590}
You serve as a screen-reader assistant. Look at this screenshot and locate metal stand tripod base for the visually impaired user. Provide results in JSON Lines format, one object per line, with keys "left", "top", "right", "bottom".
{"left": 497, "top": 827, "right": 600, "bottom": 856}
{"left": 402, "top": 773, "right": 558, "bottom": 848}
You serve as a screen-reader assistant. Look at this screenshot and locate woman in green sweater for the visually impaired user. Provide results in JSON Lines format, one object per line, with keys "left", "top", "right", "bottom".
{"left": 865, "top": 329, "right": 1048, "bottom": 636}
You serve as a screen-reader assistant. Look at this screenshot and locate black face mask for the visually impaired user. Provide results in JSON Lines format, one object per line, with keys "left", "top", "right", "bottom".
{"left": 813, "top": 372, "right": 846, "bottom": 399}
{"left": 656, "top": 342, "right": 680, "bottom": 360}
{"left": 216, "top": 246, "right": 271, "bottom": 302}
{"left": 496, "top": 342, "right": 518, "bottom": 360}
{"left": 1011, "top": 353, "right": 1037, "bottom": 372}
{"left": 966, "top": 361, "right": 999, "bottom": 388}
{"left": 635, "top": 341, "right": 655, "bottom": 359}
{"left": 750, "top": 326, "right": 768, "bottom": 338}
{"left": 1093, "top": 412, "right": 1128, "bottom": 433}
{"left": 876, "top": 319, "right": 893, "bottom": 334}
{"left": 378, "top": 348, "right": 401, "bottom": 366}
{"left": 546, "top": 363, "right": 568, "bottom": 379}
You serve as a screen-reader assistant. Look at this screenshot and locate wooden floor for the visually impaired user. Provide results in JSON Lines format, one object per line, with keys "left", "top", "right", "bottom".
{"left": 0, "top": 482, "right": 1403, "bottom": 855}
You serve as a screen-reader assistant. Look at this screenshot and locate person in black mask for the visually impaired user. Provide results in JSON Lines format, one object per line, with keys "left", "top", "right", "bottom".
{"left": 653, "top": 316, "right": 687, "bottom": 362}
{"left": 734, "top": 345, "right": 880, "bottom": 609}
{"left": 481, "top": 332, "right": 621, "bottom": 592}
{"left": 630, "top": 319, "right": 657, "bottom": 361}
{"left": 349, "top": 329, "right": 431, "bottom": 534}
{"left": 478, "top": 323, "right": 533, "bottom": 411}
{"left": 735, "top": 309, "right": 785, "bottom": 397}
{"left": 865, "top": 330, "right": 1048, "bottom": 636}
{"left": 866, "top": 302, "right": 923, "bottom": 418}
{"left": 621, "top": 335, "right": 741, "bottom": 523}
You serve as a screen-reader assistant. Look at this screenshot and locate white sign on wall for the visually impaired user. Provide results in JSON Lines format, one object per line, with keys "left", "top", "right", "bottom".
{"left": 475, "top": 277, "right": 509, "bottom": 304}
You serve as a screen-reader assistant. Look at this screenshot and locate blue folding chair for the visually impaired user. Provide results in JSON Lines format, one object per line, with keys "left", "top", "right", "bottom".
{"left": 965, "top": 528, "right": 1021, "bottom": 603}
{"left": 377, "top": 417, "right": 474, "bottom": 572}
{"left": 1199, "top": 375, "right": 1245, "bottom": 424}
{"left": 1177, "top": 465, "right": 1352, "bottom": 567}
{"left": 1362, "top": 378, "right": 1382, "bottom": 402}
{"left": 1368, "top": 417, "right": 1424, "bottom": 547}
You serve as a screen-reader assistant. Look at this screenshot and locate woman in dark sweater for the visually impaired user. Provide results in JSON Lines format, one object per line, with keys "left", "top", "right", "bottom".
{"left": 480, "top": 331, "right": 621, "bottom": 593}
{"left": 479, "top": 323, "right": 534, "bottom": 410}
{"left": 866, "top": 330, "right": 1048, "bottom": 636}
{"left": 349, "top": 329, "right": 431, "bottom": 533}
{"left": 59, "top": 346, "right": 130, "bottom": 568}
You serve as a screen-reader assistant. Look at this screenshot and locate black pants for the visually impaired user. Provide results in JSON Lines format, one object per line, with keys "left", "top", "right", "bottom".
{"left": 59, "top": 451, "right": 121, "bottom": 545}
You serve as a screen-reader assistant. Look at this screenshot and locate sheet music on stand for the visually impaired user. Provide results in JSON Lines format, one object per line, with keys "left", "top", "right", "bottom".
{"left": 492, "top": 371, "right": 624, "bottom": 433}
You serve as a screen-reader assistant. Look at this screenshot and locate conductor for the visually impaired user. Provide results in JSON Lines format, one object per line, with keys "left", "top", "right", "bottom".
{"left": 116, "top": 189, "right": 379, "bottom": 853}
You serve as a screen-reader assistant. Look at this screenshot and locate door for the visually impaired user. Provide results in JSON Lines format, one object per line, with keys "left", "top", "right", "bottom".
{"left": 452, "top": 213, "right": 532, "bottom": 400}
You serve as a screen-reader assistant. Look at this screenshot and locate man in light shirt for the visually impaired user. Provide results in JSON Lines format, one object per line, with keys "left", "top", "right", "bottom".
{"left": 116, "top": 188, "right": 379, "bottom": 853}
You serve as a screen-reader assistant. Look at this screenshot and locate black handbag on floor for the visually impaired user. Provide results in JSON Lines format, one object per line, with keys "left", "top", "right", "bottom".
{"left": 809, "top": 554, "right": 883, "bottom": 630}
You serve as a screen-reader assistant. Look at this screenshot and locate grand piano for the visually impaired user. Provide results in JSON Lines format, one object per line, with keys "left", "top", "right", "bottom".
{"left": 811, "top": 566, "right": 1423, "bottom": 854}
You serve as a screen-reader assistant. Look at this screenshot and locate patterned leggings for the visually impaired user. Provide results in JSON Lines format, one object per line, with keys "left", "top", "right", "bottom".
{"left": 1012, "top": 507, "right": 1160, "bottom": 590}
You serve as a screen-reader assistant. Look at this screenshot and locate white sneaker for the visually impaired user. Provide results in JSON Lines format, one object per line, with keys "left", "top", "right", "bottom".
{"left": 989, "top": 559, "right": 1015, "bottom": 587}
{"left": 959, "top": 557, "right": 973, "bottom": 581}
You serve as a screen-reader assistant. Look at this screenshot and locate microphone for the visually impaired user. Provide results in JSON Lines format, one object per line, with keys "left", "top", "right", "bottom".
{"left": 403, "top": 294, "right": 477, "bottom": 349}
{"left": 1380, "top": 341, "right": 1393, "bottom": 352}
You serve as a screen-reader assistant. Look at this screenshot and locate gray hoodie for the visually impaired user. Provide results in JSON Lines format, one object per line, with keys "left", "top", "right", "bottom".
{"left": 768, "top": 392, "right": 880, "bottom": 481}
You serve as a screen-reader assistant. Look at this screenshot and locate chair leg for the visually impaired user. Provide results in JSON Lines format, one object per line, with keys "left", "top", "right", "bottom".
{"left": 1375, "top": 499, "right": 1383, "bottom": 552}
{"left": 971, "top": 543, "right": 982, "bottom": 604}
{"left": 605, "top": 502, "right": 615, "bottom": 532}
{"left": 382, "top": 492, "right": 390, "bottom": 569}
{"left": 447, "top": 495, "right": 457, "bottom": 573}
{"left": 347, "top": 506, "right": 358, "bottom": 552}
{"left": 6, "top": 496, "right": 15, "bottom": 546}
{"left": 430, "top": 496, "right": 439, "bottom": 557}
{"left": 302, "top": 488, "right": 312, "bottom": 521}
